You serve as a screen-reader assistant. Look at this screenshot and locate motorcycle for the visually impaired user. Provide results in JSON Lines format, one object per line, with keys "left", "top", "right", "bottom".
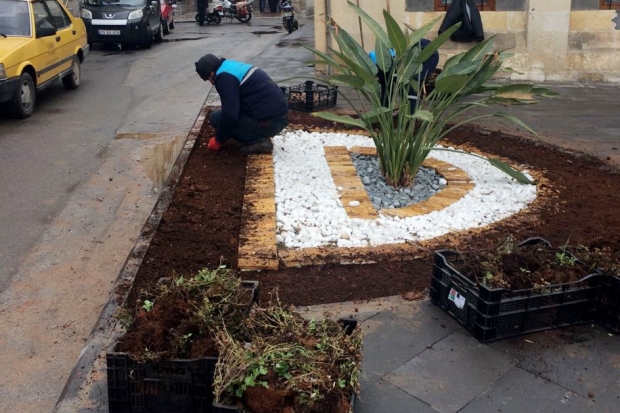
{"left": 160, "top": 0, "right": 176, "bottom": 34}
{"left": 205, "top": 3, "right": 222, "bottom": 25}
{"left": 280, "top": 0, "right": 298, "bottom": 34}
{"left": 197, "top": 0, "right": 253, "bottom": 24}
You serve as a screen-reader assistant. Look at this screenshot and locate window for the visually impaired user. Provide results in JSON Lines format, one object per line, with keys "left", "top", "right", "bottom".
{"left": 600, "top": 0, "right": 620, "bottom": 10}
{"left": 44, "top": 0, "right": 71, "bottom": 29}
{"left": 434, "top": 0, "right": 495, "bottom": 12}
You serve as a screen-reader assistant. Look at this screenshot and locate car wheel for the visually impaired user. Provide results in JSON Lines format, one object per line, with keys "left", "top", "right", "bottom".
{"left": 162, "top": 19, "right": 169, "bottom": 35}
{"left": 154, "top": 22, "right": 163, "bottom": 42}
{"left": 9, "top": 72, "right": 35, "bottom": 119}
{"left": 62, "top": 56, "right": 81, "bottom": 90}
{"left": 142, "top": 25, "right": 153, "bottom": 49}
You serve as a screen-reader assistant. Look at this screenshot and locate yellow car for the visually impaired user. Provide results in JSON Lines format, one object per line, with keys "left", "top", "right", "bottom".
{"left": 0, "top": 0, "right": 89, "bottom": 118}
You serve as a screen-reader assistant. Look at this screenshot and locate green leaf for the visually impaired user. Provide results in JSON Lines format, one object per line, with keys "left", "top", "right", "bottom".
{"left": 419, "top": 22, "right": 461, "bottom": 62}
{"left": 302, "top": 44, "right": 347, "bottom": 73}
{"left": 374, "top": 38, "right": 393, "bottom": 73}
{"left": 442, "top": 53, "right": 464, "bottom": 71}
{"left": 312, "top": 111, "right": 367, "bottom": 128}
{"left": 333, "top": 25, "right": 377, "bottom": 75}
{"left": 487, "top": 158, "right": 535, "bottom": 184}
{"left": 491, "top": 112, "right": 539, "bottom": 137}
{"left": 360, "top": 107, "right": 393, "bottom": 124}
{"left": 406, "top": 110, "right": 434, "bottom": 122}
{"left": 460, "top": 37, "right": 496, "bottom": 62}
{"left": 438, "top": 60, "right": 480, "bottom": 78}
{"left": 328, "top": 47, "right": 377, "bottom": 85}
{"left": 384, "top": 10, "right": 407, "bottom": 56}
{"left": 493, "top": 84, "right": 536, "bottom": 100}
{"left": 330, "top": 74, "right": 365, "bottom": 88}
{"left": 404, "top": 17, "right": 441, "bottom": 49}
{"left": 397, "top": 47, "right": 422, "bottom": 84}
{"left": 530, "top": 87, "right": 560, "bottom": 97}
{"left": 434, "top": 74, "right": 469, "bottom": 94}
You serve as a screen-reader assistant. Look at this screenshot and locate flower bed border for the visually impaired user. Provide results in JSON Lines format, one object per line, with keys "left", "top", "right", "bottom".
{"left": 430, "top": 238, "right": 603, "bottom": 342}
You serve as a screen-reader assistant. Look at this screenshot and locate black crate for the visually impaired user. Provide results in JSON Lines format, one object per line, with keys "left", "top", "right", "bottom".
{"left": 280, "top": 81, "right": 338, "bottom": 112}
{"left": 212, "top": 318, "right": 358, "bottom": 413}
{"left": 106, "top": 281, "right": 259, "bottom": 413}
{"left": 598, "top": 275, "right": 620, "bottom": 334}
{"left": 430, "top": 238, "right": 603, "bottom": 342}
{"left": 107, "top": 352, "right": 218, "bottom": 413}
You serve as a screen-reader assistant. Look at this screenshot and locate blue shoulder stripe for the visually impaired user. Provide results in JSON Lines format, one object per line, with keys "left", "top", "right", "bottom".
{"left": 216, "top": 60, "right": 253, "bottom": 82}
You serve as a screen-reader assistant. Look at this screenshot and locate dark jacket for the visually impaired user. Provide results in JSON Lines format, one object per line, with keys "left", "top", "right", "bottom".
{"left": 210, "top": 59, "right": 288, "bottom": 143}
{"left": 438, "top": 0, "right": 484, "bottom": 43}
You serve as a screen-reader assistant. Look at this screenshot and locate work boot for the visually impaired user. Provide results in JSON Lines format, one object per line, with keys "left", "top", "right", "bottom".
{"left": 241, "top": 138, "right": 273, "bottom": 155}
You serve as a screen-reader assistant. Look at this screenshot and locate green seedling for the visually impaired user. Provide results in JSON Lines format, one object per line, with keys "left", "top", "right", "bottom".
{"left": 142, "top": 299, "right": 154, "bottom": 312}
{"left": 555, "top": 251, "right": 576, "bottom": 266}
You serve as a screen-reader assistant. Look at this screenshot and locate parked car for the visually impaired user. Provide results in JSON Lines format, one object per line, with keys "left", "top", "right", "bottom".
{"left": 0, "top": 0, "right": 89, "bottom": 118}
{"left": 81, "top": 0, "right": 163, "bottom": 49}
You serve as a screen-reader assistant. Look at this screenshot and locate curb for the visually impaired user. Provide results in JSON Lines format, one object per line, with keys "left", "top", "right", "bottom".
{"left": 53, "top": 99, "right": 210, "bottom": 412}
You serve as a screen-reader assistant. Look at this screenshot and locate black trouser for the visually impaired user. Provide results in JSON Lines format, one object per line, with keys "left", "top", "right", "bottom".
{"left": 197, "top": 0, "right": 208, "bottom": 24}
{"left": 209, "top": 111, "right": 288, "bottom": 145}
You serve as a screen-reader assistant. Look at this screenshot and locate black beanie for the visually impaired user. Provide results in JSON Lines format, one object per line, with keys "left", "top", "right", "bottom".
{"left": 195, "top": 54, "right": 223, "bottom": 81}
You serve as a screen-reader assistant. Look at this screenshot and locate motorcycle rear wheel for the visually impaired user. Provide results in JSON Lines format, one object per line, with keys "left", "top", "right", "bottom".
{"left": 207, "top": 13, "right": 221, "bottom": 25}
{"left": 237, "top": 9, "right": 252, "bottom": 23}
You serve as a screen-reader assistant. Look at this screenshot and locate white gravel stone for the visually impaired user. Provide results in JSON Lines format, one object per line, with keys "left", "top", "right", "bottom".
{"left": 272, "top": 130, "right": 537, "bottom": 249}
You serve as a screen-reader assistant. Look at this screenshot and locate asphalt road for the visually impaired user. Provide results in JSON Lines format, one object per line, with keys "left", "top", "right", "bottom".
{"left": 0, "top": 18, "right": 290, "bottom": 413}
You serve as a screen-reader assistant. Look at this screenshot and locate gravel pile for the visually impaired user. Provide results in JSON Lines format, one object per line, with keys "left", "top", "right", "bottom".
{"left": 351, "top": 154, "right": 447, "bottom": 210}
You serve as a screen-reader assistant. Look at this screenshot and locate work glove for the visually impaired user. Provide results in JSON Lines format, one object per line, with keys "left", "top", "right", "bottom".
{"left": 207, "top": 137, "right": 222, "bottom": 151}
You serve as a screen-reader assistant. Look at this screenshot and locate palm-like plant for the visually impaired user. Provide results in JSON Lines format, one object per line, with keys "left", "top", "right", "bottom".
{"left": 304, "top": 1, "right": 557, "bottom": 187}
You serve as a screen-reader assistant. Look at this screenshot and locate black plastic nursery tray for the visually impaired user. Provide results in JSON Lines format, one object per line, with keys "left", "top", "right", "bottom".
{"left": 106, "top": 281, "right": 259, "bottom": 413}
{"left": 280, "top": 81, "right": 338, "bottom": 112}
{"left": 212, "top": 318, "right": 359, "bottom": 413}
{"left": 430, "top": 238, "right": 603, "bottom": 342}
{"left": 598, "top": 274, "right": 620, "bottom": 334}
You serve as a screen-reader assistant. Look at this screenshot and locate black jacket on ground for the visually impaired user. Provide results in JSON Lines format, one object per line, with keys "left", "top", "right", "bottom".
{"left": 438, "top": 0, "right": 484, "bottom": 43}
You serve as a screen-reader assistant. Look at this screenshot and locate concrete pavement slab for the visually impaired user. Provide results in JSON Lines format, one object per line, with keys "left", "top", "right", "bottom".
{"left": 586, "top": 377, "right": 620, "bottom": 413}
{"left": 355, "top": 379, "right": 440, "bottom": 413}
{"left": 460, "top": 367, "right": 592, "bottom": 413}
{"left": 385, "top": 331, "right": 516, "bottom": 413}
{"left": 359, "top": 301, "right": 462, "bottom": 386}
{"left": 515, "top": 334, "right": 620, "bottom": 399}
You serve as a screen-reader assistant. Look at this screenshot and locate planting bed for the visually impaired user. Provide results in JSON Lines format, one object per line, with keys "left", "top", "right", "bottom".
{"left": 126, "top": 109, "right": 620, "bottom": 309}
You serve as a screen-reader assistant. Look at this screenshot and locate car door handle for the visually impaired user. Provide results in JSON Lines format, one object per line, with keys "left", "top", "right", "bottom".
{"left": 55, "top": 36, "right": 61, "bottom": 42}
{"left": 72, "top": 30, "right": 76, "bottom": 35}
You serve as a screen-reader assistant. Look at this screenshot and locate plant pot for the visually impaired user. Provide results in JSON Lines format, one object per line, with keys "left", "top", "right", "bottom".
{"left": 430, "top": 238, "right": 603, "bottom": 342}
{"left": 598, "top": 274, "right": 620, "bottom": 334}
{"left": 106, "top": 281, "right": 259, "bottom": 413}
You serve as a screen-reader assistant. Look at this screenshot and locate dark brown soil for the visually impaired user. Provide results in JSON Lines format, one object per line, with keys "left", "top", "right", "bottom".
{"left": 451, "top": 238, "right": 594, "bottom": 290}
{"left": 127, "top": 109, "right": 620, "bottom": 309}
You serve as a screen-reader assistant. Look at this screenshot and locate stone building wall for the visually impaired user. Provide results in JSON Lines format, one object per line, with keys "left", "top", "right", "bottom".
{"left": 314, "top": 0, "right": 620, "bottom": 82}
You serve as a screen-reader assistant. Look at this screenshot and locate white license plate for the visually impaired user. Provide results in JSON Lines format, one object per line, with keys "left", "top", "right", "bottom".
{"left": 283, "top": 11, "right": 292, "bottom": 17}
{"left": 99, "top": 29, "right": 121, "bottom": 35}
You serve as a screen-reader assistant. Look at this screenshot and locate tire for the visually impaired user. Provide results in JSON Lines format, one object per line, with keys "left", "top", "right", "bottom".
{"left": 154, "top": 22, "right": 163, "bottom": 42}
{"left": 207, "top": 13, "right": 221, "bottom": 25}
{"left": 237, "top": 9, "right": 251, "bottom": 23}
{"left": 62, "top": 56, "right": 81, "bottom": 90}
{"left": 162, "top": 19, "right": 169, "bottom": 35}
{"left": 8, "top": 72, "right": 35, "bottom": 119}
{"left": 142, "top": 25, "right": 153, "bottom": 49}
{"left": 284, "top": 18, "right": 293, "bottom": 33}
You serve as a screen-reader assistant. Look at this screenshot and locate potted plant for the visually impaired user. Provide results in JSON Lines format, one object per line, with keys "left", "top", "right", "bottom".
{"left": 106, "top": 266, "right": 258, "bottom": 413}
{"left": 212, "top": 296, "right": 363, "bottom": 413}
{"left": 304, "top": 1, "right": 557, "bottom": 187}
{"left": 430, "top": 237, "right": 603, "bottom": 341}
